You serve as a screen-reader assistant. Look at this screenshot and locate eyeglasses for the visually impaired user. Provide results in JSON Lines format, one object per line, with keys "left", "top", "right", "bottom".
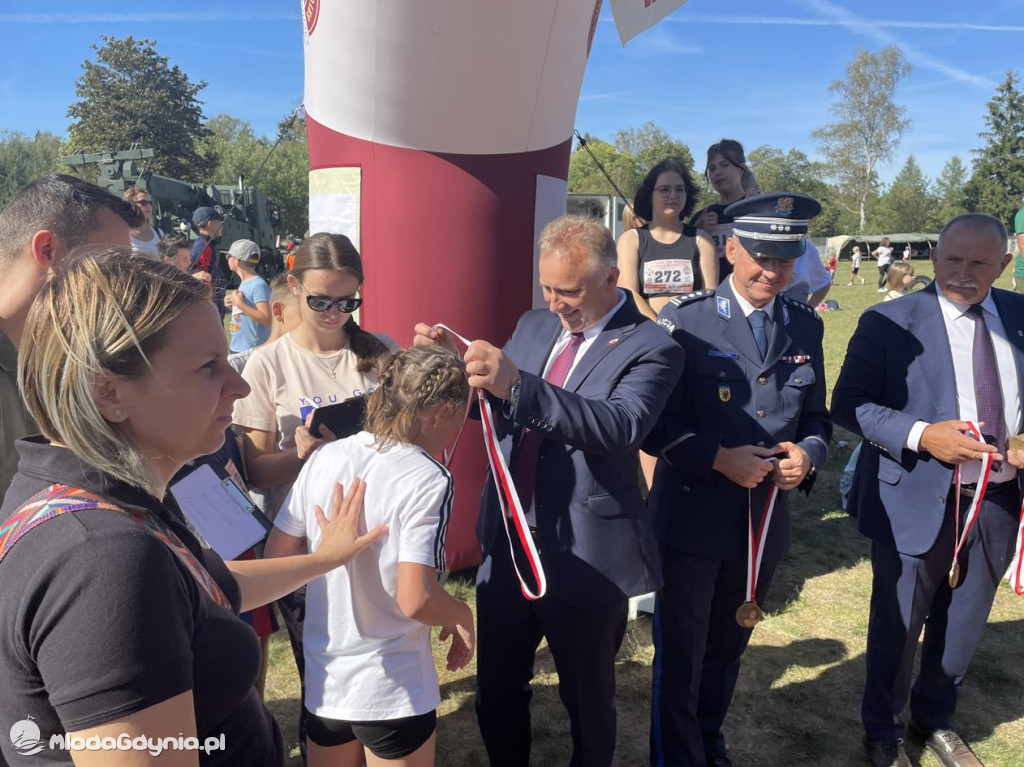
{"left": 654, "top": 185, "right": 687, "bottom": 198}
{"left": 135, "top": 199, "right": 153, "bottom": 206}
{"left": 300, "top": 283, "right": 362, "bottom": 314}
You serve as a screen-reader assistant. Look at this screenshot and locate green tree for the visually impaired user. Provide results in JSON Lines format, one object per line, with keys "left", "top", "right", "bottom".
{"left": 930, "top": 155, "right": 970, "bottom": 229}
{"left": 613, "top": 121, "right": 694, "bottom": 181}
{"left": 746, "top": 146, "right": 840, "bottom": 236}
{"left": 966, "top": 70, "right": 1024, "bottom": 228}
{"left": 871, "top": 156, "right": 935, "bottom": 232}
{"left": 0, "top": 131, "right": 63, "bottom": 210}
{"left": 200, "top": 111, "right": 309, "bottom": 236}
{"left": 812, "top": 46, "right": 912, "bottom": 232}
{"left": 567, "top": 135, "right": 637, "bottom": 196}
{"left": 67, "top": 35, "right": 214, "bottom": 180}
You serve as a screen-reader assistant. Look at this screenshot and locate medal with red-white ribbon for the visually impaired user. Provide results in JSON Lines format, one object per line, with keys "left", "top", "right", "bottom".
{"left": 736, "top": 483, "right": 780, "bottom": 628}
{"left": 1010, "top": 507, "right": 1024, "bottom": 596}
{"left": 434, "top": 324, "right": 547, "bottom": 600}
{"left": 949, "top": 421, "right": 993, "bottom": 589}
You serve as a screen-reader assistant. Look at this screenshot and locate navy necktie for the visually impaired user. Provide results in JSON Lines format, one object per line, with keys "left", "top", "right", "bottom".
{"left": 967, "top": 303, "right": 1005, "bottom": 469}
{"left": 749, "top": 309, "right": 769, "bottom": 361}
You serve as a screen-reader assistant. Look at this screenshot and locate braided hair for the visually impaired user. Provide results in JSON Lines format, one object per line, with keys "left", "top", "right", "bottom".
{"left": 364, "top": 346, "right": 470, "bottom": 450}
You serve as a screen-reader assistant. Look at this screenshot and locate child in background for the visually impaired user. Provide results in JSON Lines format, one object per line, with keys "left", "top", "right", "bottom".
{"left": 228, "top": 273, "right": 299, "bottom": 374}
{"left": 826, "top": 252, "right": 837, "bottom": 284}
{"left": 883, "top": 260, "right": 915, "bottom": 301}
{"left": 157, "top": 233, "right": 213, "bottom": 286}
{"left": 265, "top": 345, "right": 475, "bottom": 767}
{"left": 224, "top": 239, "right": 272, "bottom": 356}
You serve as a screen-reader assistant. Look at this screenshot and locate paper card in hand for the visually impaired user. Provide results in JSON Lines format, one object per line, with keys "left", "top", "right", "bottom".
{"left": 309, "top": 396, "right": 367, "bottom": 439}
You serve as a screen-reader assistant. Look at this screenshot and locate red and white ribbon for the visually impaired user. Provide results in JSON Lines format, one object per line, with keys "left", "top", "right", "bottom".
{"left": 434, "top": 324, "right": 547, "bottom": 600}
{"left": 950, "top": 422, "right": 993, "bottom": 583}
{"left": 1010, "top": 510, "right": 1024, "bottom": 596}
{"left": 745, "top": 483, "right": 780, "bottom": 606}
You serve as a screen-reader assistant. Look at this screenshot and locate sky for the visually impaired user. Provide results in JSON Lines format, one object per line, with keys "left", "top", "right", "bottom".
{"left": 1, "top": 0, "right": 1022, "bottom": 185}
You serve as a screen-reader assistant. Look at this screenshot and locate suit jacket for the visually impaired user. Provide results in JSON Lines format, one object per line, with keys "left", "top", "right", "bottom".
{"left": 476, "top": 292, "right": 685, "bottom": 603}
{"left": 831, "top": 284, "right": 1024, "bottom": 556}
{"left": 645, "top": 280, "right": 831, "bottom": 562}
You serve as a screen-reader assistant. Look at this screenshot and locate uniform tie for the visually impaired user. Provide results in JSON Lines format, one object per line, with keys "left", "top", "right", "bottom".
{"left": 513, "top": 333, "right": 586, "bottom": 511}
{"left": 967, "top": 303, "right": 1005, "bottom": 470}
{"left": 748, "top": 309, "right": 769, "bottom": 361}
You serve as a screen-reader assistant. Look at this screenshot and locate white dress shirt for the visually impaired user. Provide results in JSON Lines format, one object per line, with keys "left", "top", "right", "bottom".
{"left": 906, "top": 290, "right": 1021, "bottom": 484}
{"left": 729, "top": 275, "right": 777, "bottom": 320}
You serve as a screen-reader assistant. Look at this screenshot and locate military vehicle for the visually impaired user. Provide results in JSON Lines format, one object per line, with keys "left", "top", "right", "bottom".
{"left": 62, "top": 147, "right": 285, "bottom": 280}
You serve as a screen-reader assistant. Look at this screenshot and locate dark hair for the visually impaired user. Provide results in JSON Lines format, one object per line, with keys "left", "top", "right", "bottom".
{"left": 157, "top": 233, "right": 190, "bottom": 261}
{"left": 705, "top": 139, "right": 759, "bottom": 195}
{"left": 0, "top": 174, "right": 142, "bottom": 265}
{"left": 291, "top": 232, "right": 388, "bottom": 372}
{"left": 632, "top": 157, "right": 699, "bottom": 222}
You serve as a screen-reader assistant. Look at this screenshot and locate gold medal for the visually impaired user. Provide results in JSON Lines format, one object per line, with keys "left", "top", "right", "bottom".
{"left": 948, "top": 561, "right": 961, "bottom": 589}
{"left": 1007, "top": 434, "right": 1024, "bottom": 453}
{"left": 735, "top": 600, "right": 763, "bottom": 628}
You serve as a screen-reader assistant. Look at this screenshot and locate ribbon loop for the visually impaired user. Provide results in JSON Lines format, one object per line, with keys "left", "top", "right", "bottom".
{"left": 949, "top": 422, "right": 992, "bottom": 589}
{"left": 433, "top": 324, "right": 547, "bottom": 600}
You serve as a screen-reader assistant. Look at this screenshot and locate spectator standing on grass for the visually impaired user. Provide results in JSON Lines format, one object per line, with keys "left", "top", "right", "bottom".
{"left": 224, "top": 239, "right": 272, "bottom": 356}
{"left": 882, "top": 261, "right": 914, "bottom": 302}
{"left": 233, "top": 232, "right": 393, "bottom": 759}
{"left": 0, "top": 174, "right": 138, "bottom": 507}
{"left": 903, "top": 243, "right": 912, "bottom": 262}
{"left": 191, "top": 206, "right": 228, "bottom": 318}
{"left": 691, "top": 139, "right": 759, "bottom": 281}
{"left": 0, "top": 248, "right": 386, "bottom": 766}
{"left": 123, "top": 186, "right": 163, "bottom": 258}
{"left": 414, "top": 215, "right": 684, "bottom": 767}
{"left": 1013, "top": 202, "right": 1024, "bottom": 293}
{"left": 646, "top": 193, "right": 830, "bottom": 767}
{"left": 832, "top": 214, "right": 1024, "bottom": 767}
{"left": 848, "top": 245, "right": 866, "bottom": 285}
{"left": 873, "top": 237, "right": 894, "bottom": 292}
{"left": 826, "top": 251, "right": 837, "bottom": 284}
{"left": 266, "top": 346, "right": 475, "bottom": 767}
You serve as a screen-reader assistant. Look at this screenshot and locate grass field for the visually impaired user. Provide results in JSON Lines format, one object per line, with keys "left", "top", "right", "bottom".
{"left": 265, "top": 260, "right": 1024, "bottom": 766}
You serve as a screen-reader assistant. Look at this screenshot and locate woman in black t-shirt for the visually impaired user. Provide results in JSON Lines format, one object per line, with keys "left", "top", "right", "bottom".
{"left": 0, "top": 248, "right": 386, "bottom": 766}
{"left": 690, "top": 139, "right": 759, "bottom": 280}
{"left": 616, "top": 157, "right": 717, "bottom": 323}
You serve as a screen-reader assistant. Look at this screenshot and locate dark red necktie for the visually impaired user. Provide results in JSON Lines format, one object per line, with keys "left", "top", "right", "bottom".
{"left": 968, "top": 303, "right": 1005, "bottom": 471}
{"left": 512, "top": 333, "right": 585, "bottom": 512}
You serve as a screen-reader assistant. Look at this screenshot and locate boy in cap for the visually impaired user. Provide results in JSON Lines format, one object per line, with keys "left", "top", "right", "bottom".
{"left": 223, "top": 239, "right": 272, "bottom": 356}
{"left": 646, "top": 193, "right": 831, "bottom": 767}
{"left": 190, "top": 206, "right": 227, "bottom": 316}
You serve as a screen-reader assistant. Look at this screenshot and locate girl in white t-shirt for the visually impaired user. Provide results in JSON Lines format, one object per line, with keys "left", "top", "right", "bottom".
{"left": 266, "top": 345, "right": 474, "bottom": 767}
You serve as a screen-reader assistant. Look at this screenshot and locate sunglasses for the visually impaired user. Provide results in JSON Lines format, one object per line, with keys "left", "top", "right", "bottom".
{"left": 135, "top": 199, "right": 153, "bottom": 206}
{"left": 300, "top": 284, "right": 362, "bottom": 313}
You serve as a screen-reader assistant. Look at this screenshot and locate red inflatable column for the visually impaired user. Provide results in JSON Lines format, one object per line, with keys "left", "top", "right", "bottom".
{"left": 303, "top": 0, "right": 601, "bottom": 570}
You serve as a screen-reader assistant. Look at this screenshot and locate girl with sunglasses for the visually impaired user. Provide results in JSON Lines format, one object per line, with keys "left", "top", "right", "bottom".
{"left": 233, "top": 232, "right": 393, "bottom": 754}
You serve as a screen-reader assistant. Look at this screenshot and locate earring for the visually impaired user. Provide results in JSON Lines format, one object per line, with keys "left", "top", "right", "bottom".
{"left": 113, "top": 409, "right": 126, "bottom": 420}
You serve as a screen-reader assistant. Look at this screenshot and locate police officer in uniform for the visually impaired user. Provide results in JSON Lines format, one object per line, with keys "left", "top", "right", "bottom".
{"left": 646, "top": 193, "right": 832, "bottom": 767}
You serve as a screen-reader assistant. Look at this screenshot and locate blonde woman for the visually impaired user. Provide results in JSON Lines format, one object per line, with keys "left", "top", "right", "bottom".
{"left": 0, "top": 248, "right": 384, "bottom": 765}
{"left": 267, "top": 346, "right": 474, "bottom": 767}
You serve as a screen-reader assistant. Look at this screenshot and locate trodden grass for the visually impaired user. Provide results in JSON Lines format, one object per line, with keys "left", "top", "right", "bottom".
{"left": 266, "top": 261, "right": 1024, "bottom": 766}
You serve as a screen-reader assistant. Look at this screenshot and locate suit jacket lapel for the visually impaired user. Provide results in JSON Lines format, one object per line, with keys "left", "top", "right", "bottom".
{"left": 564, "top": 292, "right": 639, "bottom": 391}
{"left": 992, "top": 289, "right": 1024, "bottom": 430}
{"left": 911, "top": 284, "right": 958, "bottom": 422}
{"left": 762, "top": 300, "right": 794, "bottom": 371}
{"left": 524, "top": 317, "right": 563, "bottom": 377}
{"left": 718, "top": 281, "right": 766, "bottom": 367}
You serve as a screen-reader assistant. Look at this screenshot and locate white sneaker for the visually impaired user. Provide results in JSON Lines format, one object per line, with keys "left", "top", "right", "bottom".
{"left": 877, "top": 288, "right": 886, "bottom": 292}
{"left": 847, "top": 282, "right": 853, "bottom": 286}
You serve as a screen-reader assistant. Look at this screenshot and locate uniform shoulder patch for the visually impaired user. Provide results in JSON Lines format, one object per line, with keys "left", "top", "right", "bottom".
{"left": 669, "top": 289, "right": 716, "bottom": 308}
{"left": 781, "top": 295, "right": 819, "bottom": 319}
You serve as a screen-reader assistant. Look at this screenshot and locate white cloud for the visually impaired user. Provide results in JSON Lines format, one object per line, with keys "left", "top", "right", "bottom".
{"left": 661, "top": 14, "right": 1024, "bottom": 34}
{"left": 0, "top": 12, "right": 294, "bottom": 23}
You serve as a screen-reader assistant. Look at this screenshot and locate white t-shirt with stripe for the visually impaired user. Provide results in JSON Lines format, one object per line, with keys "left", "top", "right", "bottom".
{"left": 275, "top": 430, "right": 452, "bottom": 720}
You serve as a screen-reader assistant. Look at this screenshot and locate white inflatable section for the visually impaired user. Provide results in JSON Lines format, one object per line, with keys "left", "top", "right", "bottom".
{"left": 303, "top": 0, "right": 600, "bottom": 155}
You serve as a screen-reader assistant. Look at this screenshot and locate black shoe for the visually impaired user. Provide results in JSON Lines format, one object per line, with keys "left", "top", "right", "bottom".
{"left": 707, "top": 758, "right": 733, "bottom": 767}
{"left": 909, "top": 723, "right": 984, "bottom": 767}
{"left": 864, "top": 738, "right": 911, "bottom": 767}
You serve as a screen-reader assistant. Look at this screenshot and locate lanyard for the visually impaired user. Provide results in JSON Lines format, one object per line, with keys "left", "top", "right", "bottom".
{"left": 949, "top": 422, "right": 993, "bottom": 589}
{"left": 434, "top": 324, "right": 547, "bottom": 600}
{"left": 736, "top": 483, "right": 780, "bottom": 628}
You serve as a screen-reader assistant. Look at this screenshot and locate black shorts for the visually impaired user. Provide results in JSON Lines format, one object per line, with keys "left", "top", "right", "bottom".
{"left": 305, "top": 708, "right": 436, "bottom": 759}
{"left": 852, "top": 267, "right": 860, "bottom": 274}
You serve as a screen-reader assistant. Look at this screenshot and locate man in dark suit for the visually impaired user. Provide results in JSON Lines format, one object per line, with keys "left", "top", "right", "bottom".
{"left": 832, "top": 213, "right": 1023, "bottom": 767}
{"left": 645, "top": 193, "right": 831, "bottom": 767}
{"left": 416, "top": 214, "right": 684, "bottom": 767}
